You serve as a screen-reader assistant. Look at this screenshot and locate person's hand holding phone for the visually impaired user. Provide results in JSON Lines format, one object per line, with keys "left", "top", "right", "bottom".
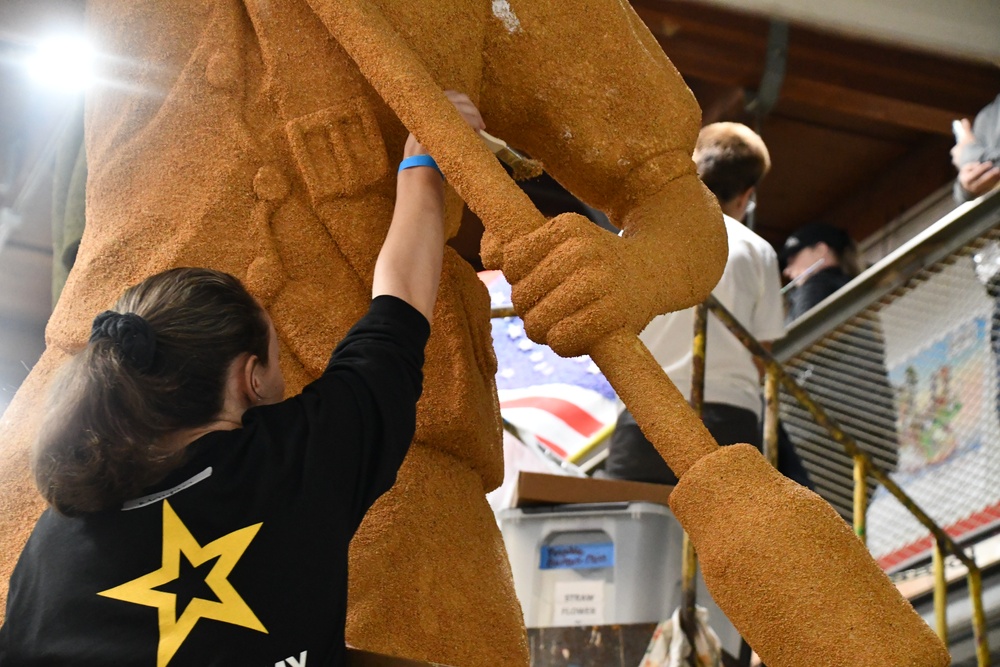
{"left": 952, "top": 118, "right": 1000, "bottom": 197}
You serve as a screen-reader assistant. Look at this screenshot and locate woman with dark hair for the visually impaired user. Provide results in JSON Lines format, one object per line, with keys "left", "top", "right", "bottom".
{"left": 0, "top": 93, "right": 484, "bottom": 667}
{"left": 33, "top": 268, "right": 279, "bottom": 516}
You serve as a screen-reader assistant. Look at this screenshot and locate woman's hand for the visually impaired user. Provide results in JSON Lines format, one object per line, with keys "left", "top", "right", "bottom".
{"left": 376, "top": 91, "right": 486, "bottom": 321}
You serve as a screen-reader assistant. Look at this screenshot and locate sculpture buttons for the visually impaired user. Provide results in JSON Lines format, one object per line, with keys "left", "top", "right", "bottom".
{"left": 206, "top": 52, "right": 240, "bottom": 91}
{"left": 253, "top": 165, "right": 291, "bottom": 202}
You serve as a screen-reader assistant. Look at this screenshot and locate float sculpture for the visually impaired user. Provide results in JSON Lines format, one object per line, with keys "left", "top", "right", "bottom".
{"left": 0, "top": 2, "right": 948, "bottom": 666}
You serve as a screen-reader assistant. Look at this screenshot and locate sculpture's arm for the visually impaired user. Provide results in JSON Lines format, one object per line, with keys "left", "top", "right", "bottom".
{"left": 479, "top": 0, "right": 727, "bottom": 356}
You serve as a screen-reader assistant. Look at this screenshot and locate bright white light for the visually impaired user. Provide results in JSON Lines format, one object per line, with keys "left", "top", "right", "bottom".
{"left": 25, "top": 36, "right": 95, "bottom": 92}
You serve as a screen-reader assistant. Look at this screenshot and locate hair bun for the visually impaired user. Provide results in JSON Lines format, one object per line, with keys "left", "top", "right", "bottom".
{"left": 90, "top": 311, "right": 157, "bottom": 372}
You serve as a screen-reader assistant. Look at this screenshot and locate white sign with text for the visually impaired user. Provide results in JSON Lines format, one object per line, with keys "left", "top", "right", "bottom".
{"left": 552, "top": 580, "right": 605, "bottom": 626}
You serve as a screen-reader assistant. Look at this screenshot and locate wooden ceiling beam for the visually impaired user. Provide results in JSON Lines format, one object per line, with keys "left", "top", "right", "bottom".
{"left": 783, "top": 28, "right": 999, "bottom": 114}
{"left": 634, "top": 0, "right": 1000, "bottom": 135}
{"left": 822, "top": 135, "right": 955, "bottom": 242}
{"left": 633, "top": 4, "right": 768, "bottom": 52}
{"left": 688, "top": 80, "right": 747, "bottom": 125}
{"left": 778, "top": 80, "right": 958, "bottom": 136}
{"left": 648, "top": 28, "right": 978, "bottom": 135}
{"left": 651, "top": 33, "right": 762, "bottom": 88}
{"left": 635, "top": 1, "right": 1000, "bottom": 105}
{"left": 655, "top": 0, "right": 1000, "bottom": 66}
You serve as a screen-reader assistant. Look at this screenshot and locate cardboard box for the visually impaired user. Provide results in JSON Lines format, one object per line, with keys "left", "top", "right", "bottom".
{"left": 512, "top": 471, "right": 672, "bottom": 508}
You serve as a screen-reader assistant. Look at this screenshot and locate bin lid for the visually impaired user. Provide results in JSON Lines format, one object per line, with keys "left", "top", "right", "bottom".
{"left": 498, "top": 501, "right": 674, "bottom": 521}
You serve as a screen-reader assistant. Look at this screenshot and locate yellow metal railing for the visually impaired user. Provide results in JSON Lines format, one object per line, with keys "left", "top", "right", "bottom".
{"left": 700, "top": 294, "right": 990, "bottom": 666}
{"left": 488, "top": 291, "right": 991, "bottom": 665}
{"left": 679, "top": 302, "right": 710, "bottom": 666}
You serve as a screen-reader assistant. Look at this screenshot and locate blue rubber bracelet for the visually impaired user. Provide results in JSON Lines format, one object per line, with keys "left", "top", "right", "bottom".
{"left": 398, "top": 154, "right": 444, "bottom": 179}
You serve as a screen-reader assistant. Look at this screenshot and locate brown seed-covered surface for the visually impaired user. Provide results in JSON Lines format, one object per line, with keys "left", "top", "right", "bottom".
{"left": 0, "top": 2, "right": 727, "bottom": 665}
{"left": 0, "top": 354, "right": 66, "bottom": 597}
{"left": 348, "top": 445, "right": 528, "bottom": 665}
{"left": 670, "top": 445, "right": 951, "bottom": 667}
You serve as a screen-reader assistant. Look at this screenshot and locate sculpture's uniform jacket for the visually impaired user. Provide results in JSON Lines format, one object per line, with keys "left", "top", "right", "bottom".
{"left": 0, "top": 2, "right": 720, "bottom": 665}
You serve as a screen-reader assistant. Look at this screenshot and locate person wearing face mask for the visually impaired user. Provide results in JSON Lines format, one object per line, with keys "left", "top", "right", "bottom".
{"left": 780, "top": 221, "right": 899, "bottom": 502}
{"left": 779, "top": 222, "right": 860, "bottom": 323}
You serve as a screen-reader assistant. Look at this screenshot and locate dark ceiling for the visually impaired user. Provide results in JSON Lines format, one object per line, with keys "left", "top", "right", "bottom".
{"left": 634, "top": 0, "right": 1000, "bottom": 246}
{"left": 0, "top": 0, "right": 998, "bottom": 409}
{"left": 2, "top": 0, "right": 1000, "bottom": 258}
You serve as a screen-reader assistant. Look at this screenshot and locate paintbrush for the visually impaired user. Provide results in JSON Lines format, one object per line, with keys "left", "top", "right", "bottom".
{"left": 479, "top": 130, "right": 544, "bottom": 181}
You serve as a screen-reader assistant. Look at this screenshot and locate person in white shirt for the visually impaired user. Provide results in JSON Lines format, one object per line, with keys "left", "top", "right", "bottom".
{"left": 605, "top": 122, "right": 810, "bottom": 489}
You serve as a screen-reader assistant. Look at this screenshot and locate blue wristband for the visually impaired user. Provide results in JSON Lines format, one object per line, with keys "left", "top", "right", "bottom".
{"left": 398, "top": 154, "right": 444, "bottom": 179}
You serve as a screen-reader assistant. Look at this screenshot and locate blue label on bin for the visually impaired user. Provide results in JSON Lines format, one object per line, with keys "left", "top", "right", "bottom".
{"left": 539, "top": 543, "right": 614, "bottom": 570}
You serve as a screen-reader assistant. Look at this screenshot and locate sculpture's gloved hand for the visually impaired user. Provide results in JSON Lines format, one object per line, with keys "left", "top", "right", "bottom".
{"left": 499, "top": 213, "right": 625, "bottom": 358}
{"left": 495, "top": 174, "right": 727, "bottom": 359}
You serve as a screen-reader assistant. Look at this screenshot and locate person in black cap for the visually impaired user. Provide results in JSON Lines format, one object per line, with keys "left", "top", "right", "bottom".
{"left": 780, "top": 222, "right": 860, "bottom": 322}
{"left": 779, "top": 220, "right": 899, "bottom": 509}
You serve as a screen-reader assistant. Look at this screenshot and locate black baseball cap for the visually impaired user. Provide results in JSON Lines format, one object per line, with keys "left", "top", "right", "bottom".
{"left": 779, "top": 223, "right": 852, "bottom": 269}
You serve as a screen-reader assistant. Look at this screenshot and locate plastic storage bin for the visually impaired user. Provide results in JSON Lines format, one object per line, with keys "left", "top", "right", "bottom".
{"left": 498, "top": 502, "right": 680, "bottom": 627}
{"left": 498, "top": 501, "right": 740, "bottom": 653}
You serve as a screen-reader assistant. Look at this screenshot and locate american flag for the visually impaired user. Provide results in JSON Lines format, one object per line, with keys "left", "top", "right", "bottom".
{"left": 481, "top": 271, "right": 618, "bottom": 462}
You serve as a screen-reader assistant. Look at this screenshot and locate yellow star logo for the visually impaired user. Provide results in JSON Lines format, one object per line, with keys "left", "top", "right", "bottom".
{"left": 99, "top": 500, "right": 267, "bottom": 667}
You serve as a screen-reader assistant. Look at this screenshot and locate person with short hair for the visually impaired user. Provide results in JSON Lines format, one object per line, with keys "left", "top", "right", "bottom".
{"left": 779, "top": 222, "right": 860, "bottom": 322}
{"left": 605, "top": 120, "right": 809, "bottom": 667}
{"left": 605, "top": 122, "right": 808, "bottom": 488}
{"left": 0, "top": 92, "right": 484, "bottom": 667}
{"left": 693, "top": 121, "right": 771, "bottom": 220}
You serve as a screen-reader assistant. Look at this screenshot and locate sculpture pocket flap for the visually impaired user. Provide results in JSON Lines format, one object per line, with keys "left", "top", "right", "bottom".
{"left": 286, "top": 99, "right": 389, "bottom": 204}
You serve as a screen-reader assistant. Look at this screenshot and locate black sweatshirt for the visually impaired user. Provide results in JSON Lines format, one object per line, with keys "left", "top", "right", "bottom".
{"left": 0, "top": 295, "right": 429, "bottom": 667}
{"left": 786, "top": 266, "right": 852, "bottom": 323}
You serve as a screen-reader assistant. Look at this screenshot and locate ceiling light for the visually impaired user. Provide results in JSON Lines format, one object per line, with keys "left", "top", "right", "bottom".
{"left": 24, "top": 35, "right": 95, "bottom": 93}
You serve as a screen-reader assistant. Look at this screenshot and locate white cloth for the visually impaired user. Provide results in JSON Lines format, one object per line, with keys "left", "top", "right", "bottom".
{"left": 638, "top": 606, "right": 723, "bottom": 667}
{"left": 639, "top": 215, "right": 785, "bottom": 415}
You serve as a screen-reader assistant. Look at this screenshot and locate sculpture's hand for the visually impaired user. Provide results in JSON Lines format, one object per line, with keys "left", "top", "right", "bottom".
{"left": 497, "top": 173, "right": 727, "bottom": 358}
{"left": 500, "top": 213, "right": 627, "bottom": 357}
